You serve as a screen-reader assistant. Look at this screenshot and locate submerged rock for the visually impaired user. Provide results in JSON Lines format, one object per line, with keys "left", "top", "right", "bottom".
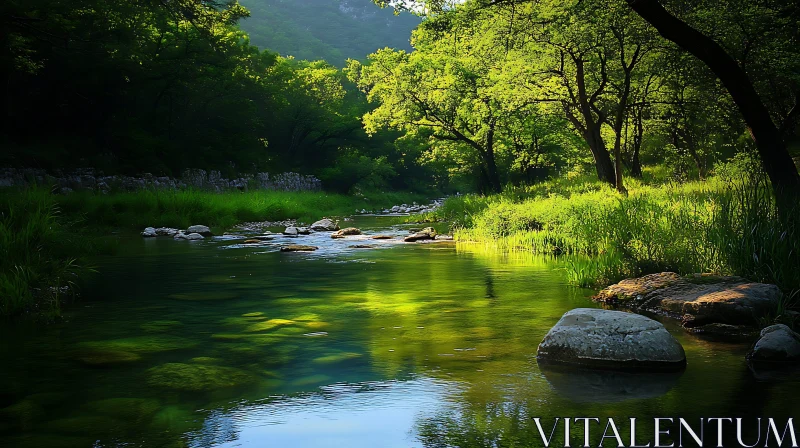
{"left": 310, "top": 218, "right": 339, "bottom": 231}
{"left": 140, "top": 320, "right": 183, "bottom": 333}
{"left": 331, "top": 227, "right": 361, "bottom": 238}
{"left": 73, "top": 349, "right": 142, "bottom": 366}
{"left": 594, "top": 272, "right": 782, "bottom": 330}
{"left": 146, "top": 363, "right": 256, "bottom": 391}
{"left": 243, "top": 239, "right": 263, "bottom": 244}
{"left": 404, "top": 227, "right": 437, "bottom": 242}
{"left": 537, "top": 308, "right": 686, "bottom": 371}
{"left": 280, "top": 244, "right": 318, "bottom": 252}
{"left": 83, "top": 398, "right": 160, "bottom": 422}
{"left": 350, "top": 244, "right": 377, "bottom": 249}
{"left": 371, "top": 235, "right": 394, "bottom": 240}
{"left": 185, "top": 233, "right": 204, "bottom": 240}
{"left": 747, "top": 324, "right": 800, "bottom": 365}
{"left": 186, "top": 225, "right": 212, "bottom": 236}
{"left": 141, "top": 227, "right": 157, "bottom": 237}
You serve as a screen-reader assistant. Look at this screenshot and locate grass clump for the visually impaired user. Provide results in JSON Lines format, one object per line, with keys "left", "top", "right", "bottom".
{"left": 0, "top": 189, "right": 95, "bottom": 319}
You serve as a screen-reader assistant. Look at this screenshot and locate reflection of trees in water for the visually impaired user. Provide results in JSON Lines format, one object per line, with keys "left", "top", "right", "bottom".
{"left": 417, "top": 403, "right": 531, "bottom": 448}
{"left": 413, "top": 359, "right": 800, "bottom": 447}
{"left": 484, "top": 273, "right": 496, "bottom": 299}
{"left": 187, "top": 410, "right": 239, "bottom": 448}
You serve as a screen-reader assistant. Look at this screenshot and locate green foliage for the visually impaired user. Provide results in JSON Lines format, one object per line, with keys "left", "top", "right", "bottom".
{"left": 1, "top": 0, "right": 433, "bottom": 191}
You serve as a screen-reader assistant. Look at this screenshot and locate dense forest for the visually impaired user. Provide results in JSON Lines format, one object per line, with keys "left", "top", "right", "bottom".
{"left": 1, "top": 0, "right": 430, "bottom": 193}
{"left": 238, "top": 0, "right": 420, "bottom": 64}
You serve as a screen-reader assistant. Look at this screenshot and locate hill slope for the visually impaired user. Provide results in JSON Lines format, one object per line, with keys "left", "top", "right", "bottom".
{"left": 238, "top": 0, "right": 421, "bottom": 64}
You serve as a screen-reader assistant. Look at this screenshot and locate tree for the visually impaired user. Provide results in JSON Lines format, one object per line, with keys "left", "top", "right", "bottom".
{"left": 347, "top": 12, "right": 533, "bottom": 193}
{"left": 623, "top": 0, "right": 800, "bottom": 207}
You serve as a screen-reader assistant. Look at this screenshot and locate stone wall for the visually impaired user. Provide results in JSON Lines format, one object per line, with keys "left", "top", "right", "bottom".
{"left": 0, "top": 168, "right": 322, "bottom": 193}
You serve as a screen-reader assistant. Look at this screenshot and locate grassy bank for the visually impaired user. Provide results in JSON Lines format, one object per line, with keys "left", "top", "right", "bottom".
{"left": 1, "top": 188, "right": 428, "bottom": 319}
{"left": 54, "top": 189, "right": 428, "bottom": 231}
{"left": 434, "top": 170, "right": 799, "bottom": 302}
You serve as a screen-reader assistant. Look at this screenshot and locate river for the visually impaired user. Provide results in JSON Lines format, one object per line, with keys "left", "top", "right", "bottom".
{"left": 1, "top": 216, "right": 797, "bottom": 447}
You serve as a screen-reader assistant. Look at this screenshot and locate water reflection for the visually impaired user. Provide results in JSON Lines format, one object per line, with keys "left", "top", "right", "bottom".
{"left": 0, "top": 219, "right": 798, "bottom": 447}
{"left": 538, "top": 363, "right": 684, "bottom": 403}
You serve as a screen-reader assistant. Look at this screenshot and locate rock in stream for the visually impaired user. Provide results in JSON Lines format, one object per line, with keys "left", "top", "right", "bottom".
{"left": 537, "top": 308, "right": 686, "bottom": 371}
{"left": 593, "top": 272, "right": 782, "bottom": 335}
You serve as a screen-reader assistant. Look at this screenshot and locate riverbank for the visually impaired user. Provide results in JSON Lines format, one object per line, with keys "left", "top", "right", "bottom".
{"left": 431, "top": 169, "right": 799, "bottom": 303}
{"left": 0, "top": 188, "right": 429, "bottom": 319}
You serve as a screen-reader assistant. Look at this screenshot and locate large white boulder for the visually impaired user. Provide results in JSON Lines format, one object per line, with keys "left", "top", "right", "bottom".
{"left": 537, "top": 308, "right": 686, "bottom": 371}
{"left": 310, "top": 218, "right": 339, "bottom": 231}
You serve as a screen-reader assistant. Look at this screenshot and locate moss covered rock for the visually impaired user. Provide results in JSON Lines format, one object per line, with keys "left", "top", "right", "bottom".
{"left": 146, "top": 363, "right": 257, "bottom": 391}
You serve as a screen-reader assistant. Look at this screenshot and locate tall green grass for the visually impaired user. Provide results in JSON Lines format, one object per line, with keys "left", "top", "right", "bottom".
{"left": 443, "top": 171, "right": 799, "bottom": 299}
{"left": 55, "top": 189, "right": 428, "bottom": 231}
{"left": 0, "top": 190, "right": 95, "bottom": 318}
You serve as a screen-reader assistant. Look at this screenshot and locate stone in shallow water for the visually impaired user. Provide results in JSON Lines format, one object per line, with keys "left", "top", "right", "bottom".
{"left": 404, "top": 227, "right": 436, "bottom": 242}
{"left": 537, "top": 308, "right": 686, "bottom": 371}
{"left": 747, "top": 324, "right": 800, "bottom": 364}
{"left": 186, "top": 225, "right": 212, "bottom": 236}
{"left": 146, "top": 363, "right": 257, "bottom": 391}
{"left": 312, "top": 352, "right": 362, "bottom": 364}
{"left": 83, "top": 398, "right": 160, "bottom": 422}
{"left": 371, "top": 235, "right": 394, "bottom": 240}
{"left": 75, "top": 336, "right": 197, "bottom": 356}
{"left": 141, "top": 227, "right": 157, "bottom": 237}
{"left": 310, "top": 218, "right": 339, "bottom": 231}
{"left": 73, "top": 349, "right": 142, "bottom": 366}
{"left": 331, "top": 227, "right": 361, "bottom": 238}
{"left": 245, "top": 319, "right": 295, "bottom": 332}
{"left": 280, "top": 245, "right": 318, "bottom": 252}
{"left": 283, "top": 226, "right": 299, "bottom": 236}
{"left": 140, "top": 320, "right": 183, "bottom": 333}
{"left": 593, "top": 272, "right": 782, "bottom": 329}
{"left": 168, "top": 291, "right": 237, "bottom": 301}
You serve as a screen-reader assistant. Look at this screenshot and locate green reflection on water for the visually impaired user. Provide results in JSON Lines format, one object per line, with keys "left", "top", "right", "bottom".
{"left": 0, "top": 222, "right": 797, "bottom": 447}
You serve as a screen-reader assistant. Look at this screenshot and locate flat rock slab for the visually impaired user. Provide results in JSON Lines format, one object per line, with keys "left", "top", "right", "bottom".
{"left": 537, "top": 308, "right": 686, "bottom": 371}
{"left": 404, "top": 227, "right": 436, "bottom": 242}
{"left": 593, "top": 272, "right": 782, "bottom": 330}
{"left": 280, "top": 245, "right": 318, "bottom": 252}
{"left": 331, "top": 227, "right": 361, "bottom": 238}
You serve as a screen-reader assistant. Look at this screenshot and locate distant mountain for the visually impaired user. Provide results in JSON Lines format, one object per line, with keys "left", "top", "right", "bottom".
{"left": 238, "top": 0, "right": 421, "bottom": 64}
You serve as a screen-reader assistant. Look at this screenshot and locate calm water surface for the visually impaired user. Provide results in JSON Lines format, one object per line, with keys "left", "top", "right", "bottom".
{"left": 1, "top": 217, "right": 798, "bottom": 447}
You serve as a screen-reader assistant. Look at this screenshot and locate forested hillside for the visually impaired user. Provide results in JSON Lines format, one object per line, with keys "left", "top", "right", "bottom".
{"left": 238, "top": 0, "right": 420, "bottom": 64}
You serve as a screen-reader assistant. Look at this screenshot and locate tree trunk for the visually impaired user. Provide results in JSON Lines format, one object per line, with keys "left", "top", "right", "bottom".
{"left": 586, "top": 124, "right": 616, "bottom": 186}
{"left": 484, "top": 125, "right": 502, "bottom": 193}
{"left": 630, "top": 108, "right": 644, "bottom": 178}
{"left": 626, "top": 0, "right": 800, "bottom": 209}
